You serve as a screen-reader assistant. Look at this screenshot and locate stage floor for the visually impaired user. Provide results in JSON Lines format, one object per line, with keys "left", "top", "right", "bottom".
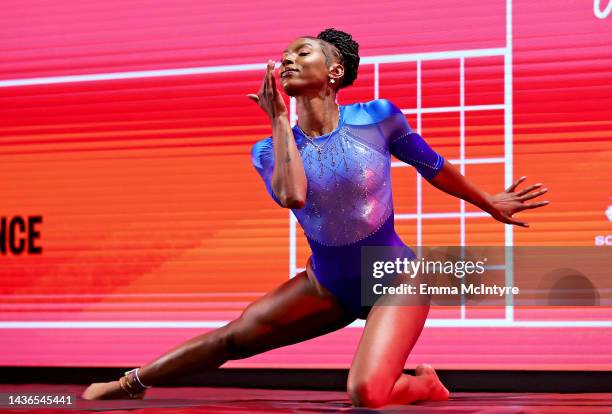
{"left": 1, "top": 384, "right": 611, "bottom": 413}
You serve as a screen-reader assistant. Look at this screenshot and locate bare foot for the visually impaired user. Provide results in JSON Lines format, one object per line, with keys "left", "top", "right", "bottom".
{"left": 81, "top": 381, "right": 145, "bottom": 400}
{"left": 415, "top": 363, "right": 450, "bottom": 401}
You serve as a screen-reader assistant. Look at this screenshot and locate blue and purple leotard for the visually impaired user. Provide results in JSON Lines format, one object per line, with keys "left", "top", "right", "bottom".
{"left": 251, "top": 98, "right": 445, "bottom": 319}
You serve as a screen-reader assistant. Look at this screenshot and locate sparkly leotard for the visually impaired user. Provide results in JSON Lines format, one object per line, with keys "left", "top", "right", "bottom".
{"left": 251, "top": 98, "right": 445, "bottom": 319}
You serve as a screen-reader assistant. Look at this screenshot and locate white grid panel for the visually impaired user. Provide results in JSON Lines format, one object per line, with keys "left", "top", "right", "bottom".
{"left": 287, "top": 0, "right": 607, "bottom": 329}
{"left": 289, "top": 41, "right": 512, "bottom": 328}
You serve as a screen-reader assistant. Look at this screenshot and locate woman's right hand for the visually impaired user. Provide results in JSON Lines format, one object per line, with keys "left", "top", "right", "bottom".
{"left": 247, "top": 60, "right": 289, "bottom": 120}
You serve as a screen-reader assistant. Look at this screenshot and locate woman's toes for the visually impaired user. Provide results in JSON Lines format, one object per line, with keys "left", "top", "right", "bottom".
{"left": 430, "top": 381, "right": 450, "bottom": 401}
{"left": 81, "top": 383, "right": 106, "bottom": 400}
{"left": 416, "top": 363, "right": 440, "bottom": 376}
{"left": 415, "top": 364, "right": 450, "bottom": 401}
{"left": 81, "top": 381, "right": 141, "bottom": 400}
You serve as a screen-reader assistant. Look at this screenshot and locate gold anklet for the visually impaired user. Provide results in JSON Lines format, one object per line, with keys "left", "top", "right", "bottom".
{"left": 119, "top": 375, "right": 145, "bottom": 399}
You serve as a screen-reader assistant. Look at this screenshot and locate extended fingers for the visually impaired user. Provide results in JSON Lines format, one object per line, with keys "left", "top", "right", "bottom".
{"left": 518, "top": 187, "right": 548, "bottom": 201}
{"left": 248, "top": 61, "right": 274, "bottom": 106}
{"left": 514, "top": 220, "right": 529, "bottom": 228}
{"left": 263, "top": 61, "right": 270, "bottom": 97}
{"left": 251, "top": 61, "right": 271, "bottom": 101}
{"left": 516, "top": 182, "right": 542, "bottom": 196}
{"left": 521, "top": 200, "right": 550, "bottom": 209}
{"left": 260, "top": 61, "right": 270, "bottom": 93}
{"left": 505, "top": 176, "right": 526, "bottom": 193}
{"left": 265, "top": 60, "right": 275, "bottom": 96}
{"left": 269, "top": 62, "right": 278, "bottom": 91}
{"left": 507, "top": 216, "right": 529, "bottom": 227}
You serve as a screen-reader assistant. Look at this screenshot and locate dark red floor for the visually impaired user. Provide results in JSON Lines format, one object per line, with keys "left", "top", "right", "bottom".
{"left": 0, "top": 384, "right": 610, "bottom": 413}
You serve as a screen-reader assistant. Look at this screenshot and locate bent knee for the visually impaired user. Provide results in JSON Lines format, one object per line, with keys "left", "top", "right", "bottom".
{"left": 347, "top": 379, "right": 388, "bottom": 408}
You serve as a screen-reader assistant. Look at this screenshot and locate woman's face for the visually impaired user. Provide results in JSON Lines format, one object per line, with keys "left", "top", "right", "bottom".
{"left": 279, "top": 37, "right": 342, "bottom": 97}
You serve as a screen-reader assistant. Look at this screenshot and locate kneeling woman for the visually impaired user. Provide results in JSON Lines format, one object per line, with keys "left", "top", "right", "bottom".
{"left": 82, "top": 28, "right": 548, "bottom": 408}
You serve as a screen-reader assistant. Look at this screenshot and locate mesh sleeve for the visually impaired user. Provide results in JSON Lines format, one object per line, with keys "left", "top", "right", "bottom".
{"left": 382, "top": 100, "right": 445, "bottom": 180}
{"left": 251, "top": 137, "right": 282, "bottom": 206}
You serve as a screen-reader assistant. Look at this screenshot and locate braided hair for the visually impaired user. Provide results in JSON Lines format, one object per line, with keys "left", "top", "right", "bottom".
{"left": 303, "top": 28, "right": 360, "bottom": 90}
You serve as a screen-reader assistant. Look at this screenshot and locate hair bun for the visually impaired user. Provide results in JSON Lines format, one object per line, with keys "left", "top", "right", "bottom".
{"left": 316, "top": 28, "right": 360, "bottom": 89}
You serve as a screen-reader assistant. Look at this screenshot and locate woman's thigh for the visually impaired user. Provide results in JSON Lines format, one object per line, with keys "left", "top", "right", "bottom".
{"left": 224, "top": 261, "right": 357, "bottom": 358}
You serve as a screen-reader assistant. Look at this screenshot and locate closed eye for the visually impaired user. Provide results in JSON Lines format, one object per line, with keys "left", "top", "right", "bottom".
{"left": 281, "top": 52, "right": 310, "bottom": 59}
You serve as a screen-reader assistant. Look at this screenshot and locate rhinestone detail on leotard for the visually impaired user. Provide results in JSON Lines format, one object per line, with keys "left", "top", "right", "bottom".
{"left": 294, "top": 122, "right": 394, "bottom": 247}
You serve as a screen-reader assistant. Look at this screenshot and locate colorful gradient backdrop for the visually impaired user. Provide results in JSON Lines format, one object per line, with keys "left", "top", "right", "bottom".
{"left": 1, "top": 0, "right": 611, "bottom": 369}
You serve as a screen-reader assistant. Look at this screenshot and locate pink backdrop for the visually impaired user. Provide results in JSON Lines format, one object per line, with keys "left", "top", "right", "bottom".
{"left": 1, "top": 0, "right": 611, "bottom": 369}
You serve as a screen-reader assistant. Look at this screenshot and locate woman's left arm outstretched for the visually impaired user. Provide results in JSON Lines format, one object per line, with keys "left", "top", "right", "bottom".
{"left": 381, "top": 98, "right": 549, "bottom": 227}
{"left": 427, "top": 161, "right": 550, "bottom": 227}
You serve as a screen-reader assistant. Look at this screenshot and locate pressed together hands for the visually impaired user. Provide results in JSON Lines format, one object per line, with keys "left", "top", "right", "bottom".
{"left": 247, "top": 59, "right": 550, "bottom": 226}
{"left": 247, "top": 60, "right": 288, "bottom": 120}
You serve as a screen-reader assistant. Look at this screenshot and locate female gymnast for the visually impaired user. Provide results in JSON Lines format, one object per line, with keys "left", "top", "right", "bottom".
{"left": 82, "top": 28, "right": 549, "bottom": 407}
